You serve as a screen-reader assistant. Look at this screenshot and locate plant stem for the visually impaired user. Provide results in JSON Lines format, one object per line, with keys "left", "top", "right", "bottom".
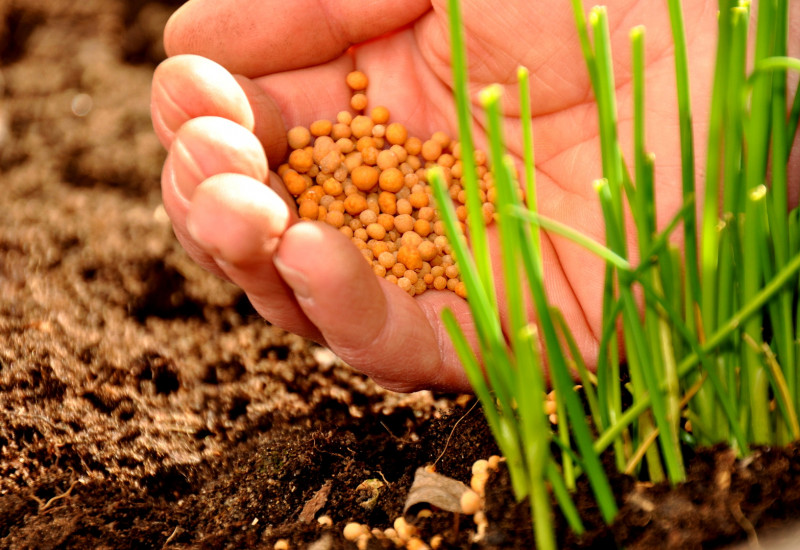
{"left": 446, "top": 0, "right": 494, "bottom": 305}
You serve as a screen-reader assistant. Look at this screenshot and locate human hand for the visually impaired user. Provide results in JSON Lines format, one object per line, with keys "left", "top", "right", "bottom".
{"left": 151, "top": 0, "right": 797, "bottom": 393}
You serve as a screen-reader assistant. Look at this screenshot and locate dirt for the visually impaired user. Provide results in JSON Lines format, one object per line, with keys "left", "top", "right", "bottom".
{"left": 3, "top": 1, "right": 800, "bottom": 548}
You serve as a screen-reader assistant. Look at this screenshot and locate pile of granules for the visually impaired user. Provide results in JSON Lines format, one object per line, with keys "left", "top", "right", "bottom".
{"left": 277, "top": 71, "right": 497, "bottom": 298}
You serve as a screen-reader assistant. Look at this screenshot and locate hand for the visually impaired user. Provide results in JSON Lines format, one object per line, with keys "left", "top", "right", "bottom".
{"left": 151, "top": 0, "right": 797, "bottom": 393}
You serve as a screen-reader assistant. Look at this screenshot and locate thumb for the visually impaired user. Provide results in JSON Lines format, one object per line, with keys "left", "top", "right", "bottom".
{"left": 274, "top": 221, "right": 472, "bottom": 393}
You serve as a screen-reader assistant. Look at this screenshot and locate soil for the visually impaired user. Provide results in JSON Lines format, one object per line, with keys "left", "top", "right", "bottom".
{"left": 3, "top": 1, "right": 800, "bottom": 548}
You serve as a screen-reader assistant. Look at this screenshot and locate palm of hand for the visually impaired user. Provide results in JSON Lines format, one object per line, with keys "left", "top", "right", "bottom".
{"left": 152, "top": 0, "right": 716, "bottom": 392}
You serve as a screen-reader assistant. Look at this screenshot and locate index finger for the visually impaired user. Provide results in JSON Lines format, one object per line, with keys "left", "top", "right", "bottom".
{"left": 165, "top": 0, "right": 432, "bottom": 77}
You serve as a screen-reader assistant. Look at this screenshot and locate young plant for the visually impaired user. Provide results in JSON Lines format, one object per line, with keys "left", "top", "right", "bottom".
{"left": 438, "top": 0, "right": 800, "bottom": 544}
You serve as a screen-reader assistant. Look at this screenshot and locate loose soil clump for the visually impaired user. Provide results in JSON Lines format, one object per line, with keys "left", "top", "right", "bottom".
{"left": 3, "top": 1, "right": 800, "bottom": 548}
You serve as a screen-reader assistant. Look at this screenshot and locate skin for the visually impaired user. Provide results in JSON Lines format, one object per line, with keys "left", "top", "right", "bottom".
{"left": 151, "top": 0, "right": 800, "bottom": 393}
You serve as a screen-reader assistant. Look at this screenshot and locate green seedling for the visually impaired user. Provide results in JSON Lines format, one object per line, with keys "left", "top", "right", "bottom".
{"left": 438, "top": 0, "right": 800, "bottom": 546}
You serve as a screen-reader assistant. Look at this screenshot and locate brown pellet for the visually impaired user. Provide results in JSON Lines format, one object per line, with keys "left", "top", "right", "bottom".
{"left": 309, "top": 119, "right": 333, "bottom": 137}
{"left": 438, "top": 153, "right": 456, "bottom": 168}
{"left": 345, "top": 151, "right": 363, "bottom": 172}
{"left": 418, "top": 240, "right": 438, "bottom": 262}
{"left": 397, "top": 277, "right": 413, "bottom": 293}
{"left": 337, "top": 111, "right": 353, "bottom": 125}
{"left": 283, "top": 170, "right": 308, "bottom": 196}
{"left": 404, "top": 137, "right": 422, "bottom": 156}
{"left": 371, "top": 240, "right": 390, "bottom": 257}
{"left": 322, "top": 178, "right": 343, "bottom": 196}
{"left": 394, "top": 214, "right": 415, "bottom": 234}
{"left": 319, "top": 150, "right": 342, "bottom": 174}
{"left": 344, "top": 194, "right": 368, "bottom": 215}
{"left": 287, "top": 126, "right": 311, "bottom": 149}
{"left": 298, "top": 200, "right": 318, "bottom": 220}
{"left": 312, "top": 136, "right": 336, "bottom": 163}
{"left": 404, "top": 173, "right": 420, "bottom": 188}
{"left": 377, "top": 149, "right": 399, "bottom": 170}
{"left": 361, "top": 146, "right": 379, "bottom": 166}
{"left": 391, "top": 262, "right": 407, "bottom": 278}
{"left": 350, "top": 92, "right": 368, "bottom": 112}
{"left": 289, "top": 148, "right": 314, "bottom": 173}
{"left": 298, "top": 185, "right": 324, "bottom": 204}
{"left": 331, "top": 122, "right": 352, "bottom": 141}
{"left": 385, "top": 122, "right": 408, "bottom": 145}
{"left": 351, "top": 165, "right": 379, "bottom": 192}
{"left": 431, "top": 130, "right": 451, "bottom": 149}
{"left": 351, "top": 115, "right": 374, "bottom": 139}
{"left": 379, "top": 167, "right": 404, "bottom": 193}
{"left": 371, "top": 106, "right": 390, "bottom": 124}
{"left": 397, "top": 245, "right": 423, "bottom": 271}
{"left": 354, "top": 227, "right": 368, "bottom": 242}
{"left": 421, "top": 139, "right": 443, "bottom": 162}
{"left": 326, "top": 210, "right": 345, "bottom": 228}
{"left": 390, "top": 144, "right": 408, "bottom": 163}
{"left": 346, "top": 70, "right": 369, "bottom": 91}
{"left": 418, "top": 206, "right": 435, "bottom": 221}
{"left": 414, "top": 219, "right": 432, "bottom": 237}
{"left": 359, "top": 209, "right": 378, "bottom": 226}
{"left": 366, "top": 223, "right": 387, "bottom": 240}
{"left": 336, "top": 137, "right": 355, "bottom": 154}
{"left": 396, "top": 198, "right": 413, "bottom": 216}
{"left": 378, "top": 251, "right": 396, "bottom": 269}
{"left": 409, "top": 191, "right": 429, "bottom": 209}
{"left": 378, "top": 192, "right": 397, "bottom": 214}
{"left": 377, "top": 213, "right": 394, "bottom": 231}
{"left": 401, "top": 231, "right": 423, "bottom": 248}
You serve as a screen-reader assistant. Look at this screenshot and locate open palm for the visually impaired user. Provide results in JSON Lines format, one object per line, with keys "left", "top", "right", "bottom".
{"left": 151, "top": 0, "right": 724, "bottom": 392}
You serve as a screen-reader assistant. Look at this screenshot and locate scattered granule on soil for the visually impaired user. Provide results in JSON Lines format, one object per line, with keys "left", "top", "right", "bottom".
{"left": 280, "top": 70, "right": 498, "bottom": 299}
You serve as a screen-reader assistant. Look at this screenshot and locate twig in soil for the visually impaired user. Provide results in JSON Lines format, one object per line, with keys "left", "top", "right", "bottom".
{"left": 432, "top": 400, "right": 480, "bottom": 468}
{"left": 728, "top": 501, "right": 760, "bottom": 549}
{"left": 375, "top": 469, "right": 390, "bottom": 486}
{"left": 35, "top": 479, "right": 81, "bottom": 512}
{"left": 379, "top": 421, "right": 404, "bottom": 441}
{"left": 310, "top": 434, "right": 351, "bottom": 461}
{"left": 162, "top": 525, "right": 182, "bottom": 548}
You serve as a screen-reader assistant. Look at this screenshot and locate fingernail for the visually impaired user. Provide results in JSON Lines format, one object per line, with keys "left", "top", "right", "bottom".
{"left": 152, "top": 80, "right": 190, "bottom": 136}
{"left": 273, "top": 255, "right": 311, "bottom": 300}
{"left": 170, "top": 137, "right": 205, "bottom": 202}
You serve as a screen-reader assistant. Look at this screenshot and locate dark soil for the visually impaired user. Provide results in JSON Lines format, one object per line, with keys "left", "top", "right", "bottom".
{"left": 3, "top": 1, "right": 800, "bottom": 548}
